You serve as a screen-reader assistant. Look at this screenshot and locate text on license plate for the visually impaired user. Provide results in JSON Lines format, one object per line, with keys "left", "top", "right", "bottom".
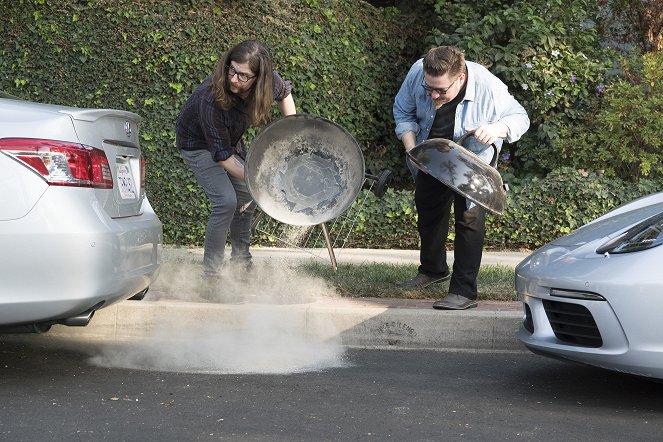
{"left": 117, "top": 163, "right": 137, "bottom": 199}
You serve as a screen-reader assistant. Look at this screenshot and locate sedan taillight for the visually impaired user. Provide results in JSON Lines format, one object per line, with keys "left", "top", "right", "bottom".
{"left": 0, "top": 138, "right": 113, "bottom": 189}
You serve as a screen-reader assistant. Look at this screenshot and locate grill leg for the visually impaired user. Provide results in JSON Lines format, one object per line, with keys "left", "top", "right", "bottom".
{"left": 321, "top": 222, "right": 337, "bottom": 272}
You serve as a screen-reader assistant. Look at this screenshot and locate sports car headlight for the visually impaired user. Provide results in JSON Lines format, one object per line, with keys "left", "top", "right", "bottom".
{"left": 596, "top": 212, "right": 663, "bottom": 254}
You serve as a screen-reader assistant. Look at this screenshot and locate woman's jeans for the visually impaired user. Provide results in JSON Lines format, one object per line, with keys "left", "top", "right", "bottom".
{"left": 179, "top": 149, "right": 255, "bottom": 276}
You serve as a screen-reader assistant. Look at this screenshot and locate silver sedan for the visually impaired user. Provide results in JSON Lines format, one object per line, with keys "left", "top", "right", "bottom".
{"left": 0, "top": 91, "right": 162, "bottom": 333}
{"left": 516, "top": 192, "right": 663, "bottom": 380}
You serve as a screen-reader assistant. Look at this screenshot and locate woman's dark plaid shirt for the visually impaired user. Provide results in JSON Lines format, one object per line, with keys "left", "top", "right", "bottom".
{"left": 176, "top": 71, "right": 292, "bottom": 162}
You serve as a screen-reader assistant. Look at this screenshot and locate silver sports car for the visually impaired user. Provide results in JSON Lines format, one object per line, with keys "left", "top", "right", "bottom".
{"left": 516, "top": 192, "right": 663, "bottom": 379}
{"left": 0, "top": 91, "right": 162, "bottom": 333}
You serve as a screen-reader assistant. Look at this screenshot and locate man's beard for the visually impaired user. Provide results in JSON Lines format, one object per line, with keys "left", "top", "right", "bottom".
{"left": 433, "top": 97, "right": 450, "bottom": 109}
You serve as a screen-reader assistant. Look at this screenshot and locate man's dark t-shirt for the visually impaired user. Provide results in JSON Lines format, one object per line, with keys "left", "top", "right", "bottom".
{"left": 428, "top": 83, "right": 467, "bottom": 141}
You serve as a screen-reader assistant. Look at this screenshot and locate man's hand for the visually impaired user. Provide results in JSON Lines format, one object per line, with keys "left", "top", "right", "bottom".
{"left": 466, "top": 123, "right": 508, "bottom": 145}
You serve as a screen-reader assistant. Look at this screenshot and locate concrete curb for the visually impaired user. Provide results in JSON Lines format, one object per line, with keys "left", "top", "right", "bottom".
{"left": 49, "top": 246, "right": 528, "bottom": 351}
{"left": 49, "top": 299, "right": 524, "bottom": 351}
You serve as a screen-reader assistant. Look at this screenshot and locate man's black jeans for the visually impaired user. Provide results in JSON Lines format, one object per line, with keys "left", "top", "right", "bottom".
{"left": 414, "top": 171, "right": 486, "bottom": 300}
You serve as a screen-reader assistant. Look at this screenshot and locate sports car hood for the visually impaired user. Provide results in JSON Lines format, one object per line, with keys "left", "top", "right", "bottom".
{"left": 551, "top": 195, "right": 663, "bottom": 248}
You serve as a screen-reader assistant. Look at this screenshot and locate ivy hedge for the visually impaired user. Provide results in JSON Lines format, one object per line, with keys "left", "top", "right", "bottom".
{"left": 2, "top": 0, "right": 661, "bottom": 250}
{"left": 1, "top": 0, "right": 423, "bottom": 244}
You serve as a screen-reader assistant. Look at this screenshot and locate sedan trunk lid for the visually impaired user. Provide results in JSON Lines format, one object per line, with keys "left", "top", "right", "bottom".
{"left": 61, "top": 108, "right": 146, "bottom": 218}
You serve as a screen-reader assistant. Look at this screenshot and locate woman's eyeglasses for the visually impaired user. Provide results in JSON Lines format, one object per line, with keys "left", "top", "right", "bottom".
{"left": 227, "top": 64, "right": 256, "bottom": 83}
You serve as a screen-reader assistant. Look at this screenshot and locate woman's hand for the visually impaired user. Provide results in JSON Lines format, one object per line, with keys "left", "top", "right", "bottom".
{"left": 218, "top": 154, "right": 246, "bottom": 181}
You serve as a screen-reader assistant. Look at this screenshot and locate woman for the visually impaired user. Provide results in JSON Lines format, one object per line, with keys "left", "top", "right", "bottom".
{"left": 176, "top": 40, "right": 296, "bottom": 290}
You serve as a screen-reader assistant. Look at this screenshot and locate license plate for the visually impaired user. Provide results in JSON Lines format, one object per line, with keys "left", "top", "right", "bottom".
{"left": 116, "top": 163, "right": 137, "bottom": 199}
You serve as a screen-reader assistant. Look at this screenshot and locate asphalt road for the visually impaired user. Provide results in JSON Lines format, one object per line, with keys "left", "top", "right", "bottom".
{"left": 1, "top": 335, "right": 662, "bottom": 441}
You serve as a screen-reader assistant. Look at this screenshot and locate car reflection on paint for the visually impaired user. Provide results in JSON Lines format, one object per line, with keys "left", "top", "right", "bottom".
{"left": 0, "top": 90, "right": 162, "bottom": 333}
{"left": 515, "top": 192, "right": 663, "bottom": 380}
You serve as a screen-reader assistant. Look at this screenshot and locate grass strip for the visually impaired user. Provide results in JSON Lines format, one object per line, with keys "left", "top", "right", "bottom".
{"left": 297, "top": 261, "right": 517, "bottom": 301}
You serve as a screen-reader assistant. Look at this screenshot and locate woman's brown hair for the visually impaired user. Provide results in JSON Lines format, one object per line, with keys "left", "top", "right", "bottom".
{"left": 211, "top": 40, "right": 274, "bottom": 127}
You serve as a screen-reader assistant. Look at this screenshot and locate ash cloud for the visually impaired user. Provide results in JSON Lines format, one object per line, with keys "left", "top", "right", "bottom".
{"left": 89, "top": 257, "right": 349, "bottom": 374}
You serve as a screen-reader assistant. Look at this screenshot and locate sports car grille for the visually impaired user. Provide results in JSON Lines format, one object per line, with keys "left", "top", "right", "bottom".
{"left": 542, "top": 300, "right": 603, "bottom": 347}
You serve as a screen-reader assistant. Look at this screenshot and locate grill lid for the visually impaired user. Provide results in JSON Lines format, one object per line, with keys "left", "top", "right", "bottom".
{"left": 407, "top": 135, "right": 507, "bottom": 215}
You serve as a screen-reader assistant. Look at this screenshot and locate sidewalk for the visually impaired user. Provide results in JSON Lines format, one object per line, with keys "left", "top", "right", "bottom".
{"left": 50, "top": 246, "right": 529, "bottom": 352}
{"left": 161, "top": 245, "right": 529, "bottom": 268}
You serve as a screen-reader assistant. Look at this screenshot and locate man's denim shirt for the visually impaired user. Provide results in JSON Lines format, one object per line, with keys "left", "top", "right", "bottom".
{"left": 393, "top": 59, "right": 530, "bottom": 165}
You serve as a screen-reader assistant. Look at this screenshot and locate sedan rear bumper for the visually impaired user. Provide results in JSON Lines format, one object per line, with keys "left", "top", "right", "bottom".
{"left": 0, "top": 187, "right": 162, "bottom": 326}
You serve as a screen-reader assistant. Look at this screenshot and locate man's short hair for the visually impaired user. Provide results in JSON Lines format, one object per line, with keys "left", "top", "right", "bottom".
{"left": 423, "top": 46, "right": 465, "bottom": 77}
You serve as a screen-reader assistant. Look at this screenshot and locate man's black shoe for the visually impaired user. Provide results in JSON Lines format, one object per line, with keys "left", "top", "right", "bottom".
{"left": 397, "top": 272, "right": 450, "bottom": 289}
{"left": 432, "top": 293, "right": 478, "bottom": 310}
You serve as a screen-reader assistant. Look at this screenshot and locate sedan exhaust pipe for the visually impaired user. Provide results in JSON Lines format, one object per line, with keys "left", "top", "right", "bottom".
{"left": 59, "top": 310, "right": 95, "bottom": 327}
{"left": 57, "top": 301, "right": 105, "bottom": 327}
{"left": 128, "top": 287, "right": 149, "bottom": 301}
{"left": 0, "top": 301, "right": 106, "bottom": 334}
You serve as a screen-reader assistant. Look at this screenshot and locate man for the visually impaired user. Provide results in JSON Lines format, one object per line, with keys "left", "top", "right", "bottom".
{"left": 393, "top": 45, "right": 529, "bottom": 310}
